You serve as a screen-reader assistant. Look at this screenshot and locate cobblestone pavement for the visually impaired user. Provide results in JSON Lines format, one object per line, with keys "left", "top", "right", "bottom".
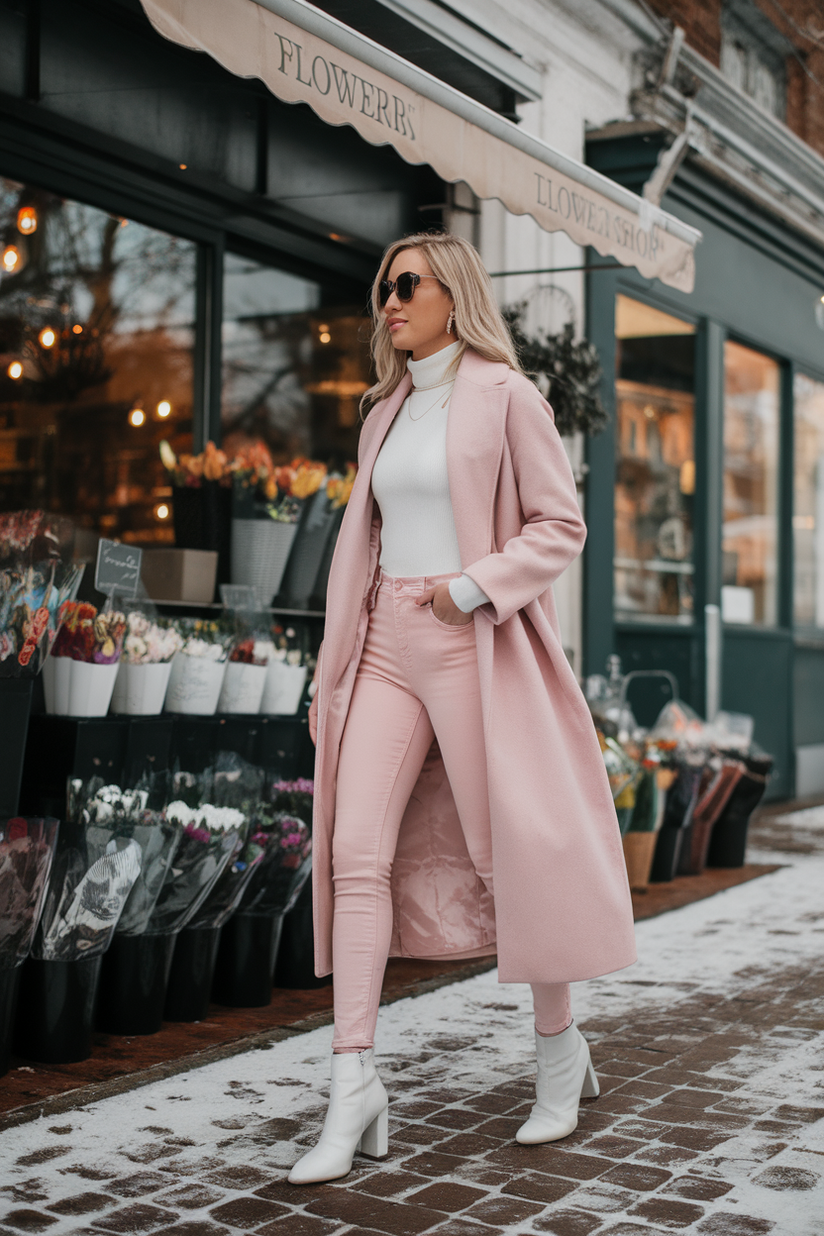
{"left": 2, "top": 815, "right": 823, "bottom": 1236}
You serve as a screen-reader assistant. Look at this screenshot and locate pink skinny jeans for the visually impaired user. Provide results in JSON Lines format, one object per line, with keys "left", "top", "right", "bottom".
{"left": 331, "top": 572, "right": 571, "bottom": 1051}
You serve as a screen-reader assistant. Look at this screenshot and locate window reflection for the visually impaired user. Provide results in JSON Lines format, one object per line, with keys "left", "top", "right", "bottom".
{"left": 0, "top": 178, "right": 195, "bottom": 543}
{"left": 722, "top": 341, "right": 779, "bottom": 626}
{"left": 221, "top": 253, "right": 370, "bottom": 465}
{"left": 794, "top": 372, "right": 824, "bottom": 628}
{"left": 614, "top": 295, "right": 696, "bottom": 624}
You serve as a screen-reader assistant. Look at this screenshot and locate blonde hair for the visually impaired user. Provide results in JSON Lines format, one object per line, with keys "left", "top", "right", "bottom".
{"left": 362, "top": 231, "right": 522, "bottom": 411}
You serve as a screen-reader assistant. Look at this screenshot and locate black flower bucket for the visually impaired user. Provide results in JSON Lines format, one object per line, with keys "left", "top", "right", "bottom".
{"left": 274, "top": 878, "right": 330, "bottom": 990}
{"left": 707, "top": 761, "right": 770, "bottom": 868}
{"left": 14, "top": 954, "right": 103, "bottom": 1064}
{"left": 211, "top": 912, "right": 283, "bottom": 1008}
{"left": 163, "top": 925, "right": 222, "bottom": 1023}
{"left": 649, "top": 826, "right": 683, "bottom": 883}
{"left": 96, "top": 932, "right": 176, "bottom": 1036}
{"left": 0, "top": 964, "right": 22, "bottom": 1076}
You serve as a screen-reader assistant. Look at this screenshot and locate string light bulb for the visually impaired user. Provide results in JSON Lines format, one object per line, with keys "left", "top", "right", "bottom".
{"left": 2, "top": 245, "right": 20, "bottom": 272}
{"left": 17, "top": 206, "right": 37, "bottom": 235}
{"left": 7, "top": 361, "right": 22, "bottom": 380}
{"left": 319, "top": 324, "right": 331, "bottom": 344}
{"left": 72, "top": 324, "right": 83, "bottom": 335}
{"left": 157, "top": 400, "right": 172, "bottom": 418}
{"left": 39, "top": 327, "right": 56, "bottom": 349}
{"left": 129, "top": 408, "right": 145, "bottom": 427}
{"left": 155, "top": 503, "right": 170, "bottom": 521}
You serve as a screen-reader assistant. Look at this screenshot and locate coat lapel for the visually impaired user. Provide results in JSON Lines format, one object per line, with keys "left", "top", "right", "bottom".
{"left": 447, "top": 350, "right": 509, "bottom": 568}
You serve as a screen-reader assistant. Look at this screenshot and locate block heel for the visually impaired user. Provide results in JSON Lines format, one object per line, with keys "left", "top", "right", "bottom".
{"left": 580, "top": 1054, "right": 599, "bottom": 1099}
{"left": 359, "top": 1103, "right": 389, "bottom": 1158}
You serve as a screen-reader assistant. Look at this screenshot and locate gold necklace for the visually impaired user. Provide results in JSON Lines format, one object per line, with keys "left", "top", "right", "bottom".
{"left": 408, "top": 388, "right": 451, "bottom": 422}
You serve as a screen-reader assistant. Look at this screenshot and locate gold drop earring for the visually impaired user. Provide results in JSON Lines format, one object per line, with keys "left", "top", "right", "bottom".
{"left": 446, "top": 309, "right": 455, "bottom": 335}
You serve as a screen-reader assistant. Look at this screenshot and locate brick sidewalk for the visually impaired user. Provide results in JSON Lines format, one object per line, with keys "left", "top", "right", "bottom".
{"left": 2, "top": 821, "right": 823, "bottom": 1236}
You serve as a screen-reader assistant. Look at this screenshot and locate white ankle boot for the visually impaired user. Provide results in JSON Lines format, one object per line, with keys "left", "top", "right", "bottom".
{"left": 516, "top": 1022, "right": 599, "bottom": 1145}
{"left": 288, "top": 1049, "right": 389, "bottom": 1185}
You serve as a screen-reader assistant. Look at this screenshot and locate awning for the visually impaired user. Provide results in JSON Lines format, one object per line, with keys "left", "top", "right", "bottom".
{"left": 140, "top": 0, "right": 700, "bottom": 292}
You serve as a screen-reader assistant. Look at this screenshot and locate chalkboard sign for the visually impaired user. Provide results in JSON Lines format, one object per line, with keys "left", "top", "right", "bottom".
{"left": 95, "top": 539, "right": 142, "bottom": 598}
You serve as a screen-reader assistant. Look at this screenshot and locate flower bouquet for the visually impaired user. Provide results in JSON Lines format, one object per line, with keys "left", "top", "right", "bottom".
{"left": 130, "top": 798, "right": 243, "bottom": 1028}
{"left": 44, "top": 601, "right": 126, "bottom": 716}
{"left": 161, "top": 439, "right": 232, "bottom": 587}
{"left": 0, "top": 561, "right": 83, "bottom": 680}
{"left": 88, "top": 777, "right": 186, "bottom": 1037}
{"left": 618, "top": 744, "right": 677, "bottom": 891}
{"left": 164, "top": 618, "right": 233, "bottom": 714}
{"left": 163, "top": 753, "right": 261, "bottom": 1020}
{"left": 0, "top": 816, "right": 60, "bottom": 1074}
{"left": 0, "top": 513, "right": 83, "bottom": 815}
{"left": 147, "top": 801, "right": 246, "bottom": 936}
{"left": 231, "top": 448, "right": 328, "bottom": 608}
{"left": 218, "top": 634, "right": 275, "bottom": 715}
{"left": 260, "top": 623, "right": 309, "bottom": 715}
{"left": 270, "top": 777, "right": 314, "bottom": 825}
{"left": 212, "top": 806, "right": 312, "bottom": 1008}
{"left": 16, "top": 789, "right": 144, "bottom": 1063}
{"left": 111, "top": 610, "right": 182, "bottom": 715}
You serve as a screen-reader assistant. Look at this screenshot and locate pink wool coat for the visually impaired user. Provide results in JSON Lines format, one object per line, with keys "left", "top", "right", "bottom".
{"left": 312, "top": 348, "right": 636, "bottom": 984}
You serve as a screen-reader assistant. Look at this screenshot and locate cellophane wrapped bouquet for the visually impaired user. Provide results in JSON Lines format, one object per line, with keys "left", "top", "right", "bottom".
{"left": 0, "top": 817, "right": 60, "bottom": 972}
{"left": 0, "top": 511, "right": 82, "bottom": 678}
{"left": 236, "top": 810, "right": 312, "bottom": 918}
{"left": 66, "top": 778, "right": 183, "bottom": 941}
{"left": 30, "top": 781, "right": 160, "bottom": 962}
{"left": 183, "top": 754, "right": 264, "bottom": 930}
{"left": 146, "top": 760, "right": 248, "bottom": 934}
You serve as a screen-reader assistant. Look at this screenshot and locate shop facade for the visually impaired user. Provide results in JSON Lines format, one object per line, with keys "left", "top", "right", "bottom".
{"left": 584, "top": 126, "right": 824, "bottom": 802}
{"left": 0, "top": 0, "right": 704, "bottom": 671}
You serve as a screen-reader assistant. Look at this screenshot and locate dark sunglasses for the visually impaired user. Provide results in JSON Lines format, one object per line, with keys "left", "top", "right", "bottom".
{"left": 378, "top": 271, "right": 440, "bottom": 307}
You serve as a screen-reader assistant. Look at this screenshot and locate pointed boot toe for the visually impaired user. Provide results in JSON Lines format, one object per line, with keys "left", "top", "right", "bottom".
{"left": 516, "top": 1023, "right": 599, "bottom": 1146}
{"left": 288, "top": 1050, "right": 389, "bottom": 1185}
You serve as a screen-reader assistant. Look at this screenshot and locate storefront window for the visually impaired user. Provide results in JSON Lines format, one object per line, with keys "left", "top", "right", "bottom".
{"left": 221, "top": 253, "right": 370, "bottom": 465}
{"left": 793, "top": 372, "right": 824, "bottom": 628}
{"left": 614, "top": 294, "right": 696, "bottom": 624}
{"left": 722, "top": 341, "right": 780, "bottom": 626}
{"left": 0, "top": 177, "right": 196, "bottom": 543}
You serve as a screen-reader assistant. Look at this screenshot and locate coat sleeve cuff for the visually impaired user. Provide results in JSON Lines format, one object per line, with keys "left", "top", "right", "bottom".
{"left": 448, "top": 573, "right": 491, "bottom": 613}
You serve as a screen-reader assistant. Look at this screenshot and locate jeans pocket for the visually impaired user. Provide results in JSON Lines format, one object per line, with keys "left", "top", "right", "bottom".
{"left": 427, "top": 605, "right": 474, "bottom": 631}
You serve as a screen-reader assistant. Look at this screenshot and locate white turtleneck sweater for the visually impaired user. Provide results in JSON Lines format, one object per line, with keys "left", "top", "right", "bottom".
{"left": 371, "top": 341, "right": 490, "bottom": 614}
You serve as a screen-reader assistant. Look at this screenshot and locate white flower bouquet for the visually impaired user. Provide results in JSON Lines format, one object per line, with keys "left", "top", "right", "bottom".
{"left": 164, "top": 618, "right": 234, "bottom": 715}
{"left": 111, "top": 613, "right": 183, "bottom": 715}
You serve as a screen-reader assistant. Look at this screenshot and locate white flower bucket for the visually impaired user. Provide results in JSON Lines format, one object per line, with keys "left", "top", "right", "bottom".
{"left": 217, "top": 661, "right": 268, "bottom": 714}
{"left": 43, "top": 660, "right": 119, "bottom": 717}
{"left": 44, "top": 656, "right": 119, "bottom": 717}
{"left": 260, "top": 660, "right": 308, "bottom": 715}
{"left": 42, "top": 654, "right": 63, "bottom": 715}
{"left": 111, "top": 662, "right": 173, "bottom": 716}
{"left": 231, "top": 519, "right": 298, "bottom": 609}
{"left": 164, "top": 653, "right": 227, "bottom": 715}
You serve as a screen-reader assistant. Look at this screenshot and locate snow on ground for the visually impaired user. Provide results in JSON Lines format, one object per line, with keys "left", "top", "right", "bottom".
{"left": 1, "top": 826, "right": 823, "bottom": 1234}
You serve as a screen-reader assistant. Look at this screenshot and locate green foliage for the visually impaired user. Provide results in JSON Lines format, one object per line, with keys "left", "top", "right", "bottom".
{"left": 504, "top": 303, "right": 608, "bottom": 437}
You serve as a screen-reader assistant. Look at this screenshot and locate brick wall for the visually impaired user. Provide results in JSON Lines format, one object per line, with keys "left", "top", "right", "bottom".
{"left": 645, "top": 0, "right": 824, "bottom": 158}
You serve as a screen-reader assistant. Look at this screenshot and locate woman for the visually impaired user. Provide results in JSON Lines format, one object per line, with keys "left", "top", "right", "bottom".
{"left": 288, "top": 232, "right": 636, "bottom": 1186}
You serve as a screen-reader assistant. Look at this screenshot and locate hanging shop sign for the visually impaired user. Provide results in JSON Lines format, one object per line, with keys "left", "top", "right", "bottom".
{"left": 140, "top": 0, "right": 700, "bottom": 292}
